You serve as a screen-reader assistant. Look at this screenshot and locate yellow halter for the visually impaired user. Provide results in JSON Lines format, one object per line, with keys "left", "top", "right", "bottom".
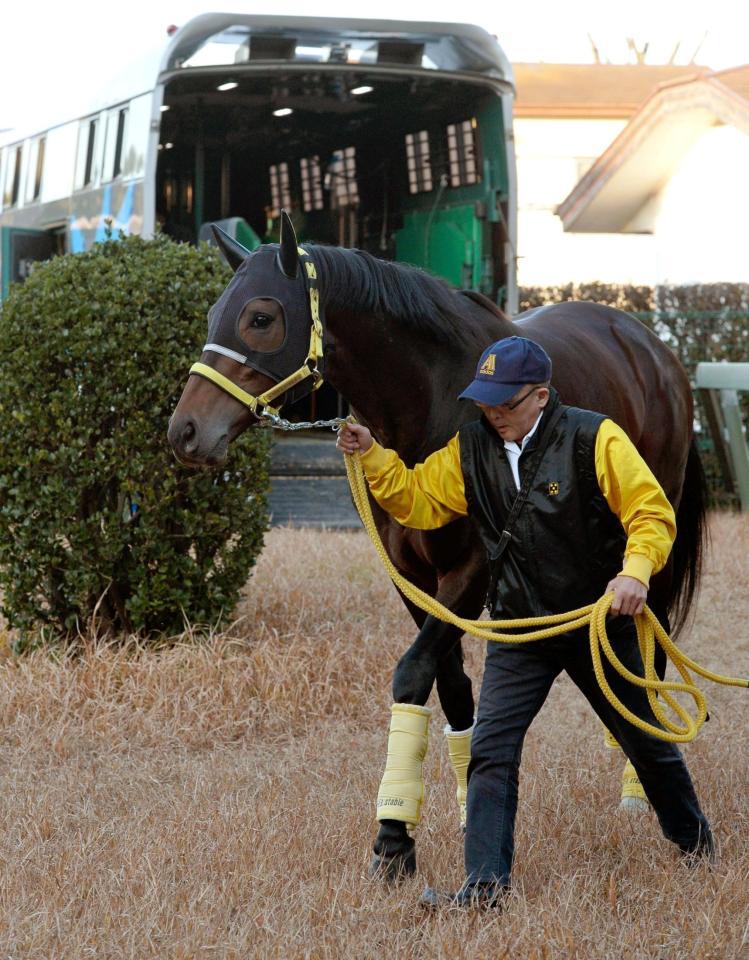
{"left": 189, "top": 251, "right": 324, "bottom": 416}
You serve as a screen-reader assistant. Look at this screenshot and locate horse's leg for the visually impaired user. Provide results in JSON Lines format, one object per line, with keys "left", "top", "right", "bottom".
{"left": 394, "top": 624, "right": 477, "bottom": 827}
{"left": 368, "top": 521, "right": 486, "bottom": 880}
{"left": 436, "top": 639, "right": 474, "bottom": 731}
{"left": 392, "top": 614, "right": 465, "bottom": 704}
{"left": 437, "top": 641, "right": 475, "bottom": 830}
{"left": 371, "top": 564, "right": 484, "bottom": 879}
{"left": 370, "top": 616, "right": 468, "bottom": 880}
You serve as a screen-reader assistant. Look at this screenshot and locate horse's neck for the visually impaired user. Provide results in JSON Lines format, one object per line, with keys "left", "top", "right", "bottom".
{"left": 324, "top": 302, "right": 512, "bottom": 462}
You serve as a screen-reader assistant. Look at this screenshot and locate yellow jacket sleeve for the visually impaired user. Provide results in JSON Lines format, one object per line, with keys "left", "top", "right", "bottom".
{"left": 359, "top": 434, "right": 468, "bottom": 529}
{"left": 595, "top": 419, "right": 676, "bottom": 587}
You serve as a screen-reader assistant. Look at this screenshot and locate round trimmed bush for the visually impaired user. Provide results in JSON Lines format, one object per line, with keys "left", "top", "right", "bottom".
{"left": 0, "top": 233, "right": 270, "bottom": 640}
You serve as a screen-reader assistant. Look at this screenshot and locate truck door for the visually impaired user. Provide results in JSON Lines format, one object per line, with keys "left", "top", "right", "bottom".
{"left": 1, "top": 227, "right": 58, "bottom": 299}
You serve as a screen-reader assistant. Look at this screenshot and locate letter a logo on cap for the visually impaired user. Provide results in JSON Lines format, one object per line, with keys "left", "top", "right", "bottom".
{"left": 480, "top": 353, "right": 496, "bottom": 376}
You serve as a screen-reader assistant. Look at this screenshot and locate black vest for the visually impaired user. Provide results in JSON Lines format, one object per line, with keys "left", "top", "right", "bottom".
{"left": 458, "top": 392, "right": 627, "bottom": 618}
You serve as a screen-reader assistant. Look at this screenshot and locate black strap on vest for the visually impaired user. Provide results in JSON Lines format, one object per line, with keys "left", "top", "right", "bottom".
{"left": 491, "top": 405, "right": 565, "bottom": 565}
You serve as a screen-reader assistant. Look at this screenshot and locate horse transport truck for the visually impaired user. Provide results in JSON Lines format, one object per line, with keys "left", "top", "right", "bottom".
{"left": 0, "top": 14, "right": 516, "bottom": 415}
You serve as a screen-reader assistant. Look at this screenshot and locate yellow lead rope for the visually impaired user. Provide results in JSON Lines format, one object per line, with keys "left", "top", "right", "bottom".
{"left": 344, "top": 451, "right": 748, "bottom": 743}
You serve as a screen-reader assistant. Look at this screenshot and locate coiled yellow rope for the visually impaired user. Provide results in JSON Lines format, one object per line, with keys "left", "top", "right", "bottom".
{"left": 344, "top": 450, "right": 748, "bottom": 744}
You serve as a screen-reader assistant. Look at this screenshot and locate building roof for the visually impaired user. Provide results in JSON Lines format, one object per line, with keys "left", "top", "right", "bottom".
{"left": 556, "top": 65, "right": 749, "bottom": 232}
{"left": 513, "top": 62, "right": 710, "bottom": 118}
{"left": 714, "top": 64, "right": 749, "bottom": 100}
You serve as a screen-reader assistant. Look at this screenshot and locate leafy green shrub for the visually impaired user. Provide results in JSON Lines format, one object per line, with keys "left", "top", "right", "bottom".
{"left": 0, "top": 233, "right": 270, "bottom": 640}
{"left": 519, "top": 281, "right": 749, "bottom": 380}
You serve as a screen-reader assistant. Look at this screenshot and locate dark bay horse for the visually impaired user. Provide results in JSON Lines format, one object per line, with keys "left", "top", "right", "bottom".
{"left": 168, "top": 214, "right": 705, "bottom": 879}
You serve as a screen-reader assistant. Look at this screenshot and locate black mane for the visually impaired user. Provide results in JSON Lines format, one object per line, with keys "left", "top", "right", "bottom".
{"left": 307, "top": 244, "right": 469, "bottom": 343}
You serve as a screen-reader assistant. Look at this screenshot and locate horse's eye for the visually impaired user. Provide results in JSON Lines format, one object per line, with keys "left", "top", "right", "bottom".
{"left": 250, "top": 313, "right": 273, "bottom": 329}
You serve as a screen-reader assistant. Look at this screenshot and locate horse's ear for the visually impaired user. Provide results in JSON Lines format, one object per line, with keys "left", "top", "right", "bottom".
{"left": 211, "top": 224, "right": 251, "bottom": 272}
{"left": 277, "top": 210, "right": 300, "bottom": 279}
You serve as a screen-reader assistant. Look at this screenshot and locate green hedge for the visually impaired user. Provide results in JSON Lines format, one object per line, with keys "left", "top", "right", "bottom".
{"left": 519, "top": 283, "right": 749, "bottom": 507}
{"left": 0, "top": 234, "right": 271, "bottom": 641}
{"left": 519, "top": 282, "right": 749, "bottom": 374}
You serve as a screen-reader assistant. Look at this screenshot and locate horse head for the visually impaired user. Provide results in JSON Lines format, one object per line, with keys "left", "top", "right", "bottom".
{"left": 168, "top": 211, "right": 322, "bottom": 466}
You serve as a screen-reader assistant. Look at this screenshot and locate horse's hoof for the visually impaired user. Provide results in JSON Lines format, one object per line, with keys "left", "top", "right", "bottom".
{"left": 619, "top": 795, "right": 650, "bottom": 814}
{"left": 368, "top": 848, "right": 417, "bottom": 881}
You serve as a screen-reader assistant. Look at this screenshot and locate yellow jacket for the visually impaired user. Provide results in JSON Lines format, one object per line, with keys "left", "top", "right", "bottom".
{"left": 360, "top": 418, "right": 676, "bottom": 587}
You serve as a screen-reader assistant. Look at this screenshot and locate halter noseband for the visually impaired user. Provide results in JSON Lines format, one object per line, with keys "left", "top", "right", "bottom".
{"left": 188, "top": 249, "right": 324, "bottom": 417}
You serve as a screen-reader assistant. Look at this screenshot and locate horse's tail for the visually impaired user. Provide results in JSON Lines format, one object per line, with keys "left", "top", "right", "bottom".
{"left": 668, "top": 439, "right": 708, "bottom": 638}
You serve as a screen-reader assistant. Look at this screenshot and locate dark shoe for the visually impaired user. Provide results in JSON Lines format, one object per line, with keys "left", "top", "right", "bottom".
{"left": 681, "top": 828, "right": 716, "bottom": 867}
{"left": 368, "top": 847, "right": 416, "bottom": 881}
{"left": 420, "top": 882, "right": 507, "bottom": 909}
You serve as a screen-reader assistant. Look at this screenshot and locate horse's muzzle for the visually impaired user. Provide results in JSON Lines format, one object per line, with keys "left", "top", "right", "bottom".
{"left": 167, "top": 413, "right": 229, "bottom": 467}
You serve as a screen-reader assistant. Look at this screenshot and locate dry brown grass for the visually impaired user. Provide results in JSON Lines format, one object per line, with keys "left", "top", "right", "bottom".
{"left": 1, "top": 514, "right": 748, "bottom": 959}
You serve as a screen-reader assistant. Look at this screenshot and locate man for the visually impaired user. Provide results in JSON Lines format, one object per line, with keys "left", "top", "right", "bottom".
{"left": 336, "top": 336, "right": 712, "bottom": 908}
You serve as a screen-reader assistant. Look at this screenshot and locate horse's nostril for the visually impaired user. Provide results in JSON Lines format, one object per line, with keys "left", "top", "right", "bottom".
{"left": 182, "top": 419, "right": 198, "bottom": 452}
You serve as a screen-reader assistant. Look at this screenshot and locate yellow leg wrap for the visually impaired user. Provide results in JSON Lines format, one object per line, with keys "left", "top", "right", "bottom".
{"left": 620, "top": 758, "right": 650, "bottom": 811}
{"left": 376, "top": 703, "right": 431, "bottom": 829}
{"left": 603, "top": 725, "right": 621, "bottom": 750}
{"left": 444, "top": 723, "right": 474, "bottom": 829}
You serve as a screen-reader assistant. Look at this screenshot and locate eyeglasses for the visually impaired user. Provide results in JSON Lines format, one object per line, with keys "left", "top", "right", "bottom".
{"left": 475, "top": 386, "right": 542, "bottom": 415}
{"left": 502, "top": 387, "right": 539, "bottom": 411}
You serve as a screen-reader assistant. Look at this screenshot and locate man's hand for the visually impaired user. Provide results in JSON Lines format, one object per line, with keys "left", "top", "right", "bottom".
{"left": 336, "top": 422, "right": 373, "bottom": 454}
{"left": 605, "top": 575, "right": 648, "bottom": 617}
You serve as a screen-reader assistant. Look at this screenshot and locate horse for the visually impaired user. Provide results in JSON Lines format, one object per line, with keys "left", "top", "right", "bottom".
{"left": 168, "top": 212, "right": 706, "bottom": 880}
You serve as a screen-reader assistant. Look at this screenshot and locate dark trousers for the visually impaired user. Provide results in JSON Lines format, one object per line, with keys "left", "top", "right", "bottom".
{"left": 464, "top": 618, "right": 712, "bottom": 887}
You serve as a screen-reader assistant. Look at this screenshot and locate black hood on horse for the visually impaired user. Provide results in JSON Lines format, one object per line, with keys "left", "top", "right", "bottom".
{"left": 204, "top": 218, "right": 325, "bottom": 408}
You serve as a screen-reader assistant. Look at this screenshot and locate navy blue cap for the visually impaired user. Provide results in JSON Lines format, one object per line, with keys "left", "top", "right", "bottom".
{"left": 458, "top": 336, "right": 552, "bottom": 406}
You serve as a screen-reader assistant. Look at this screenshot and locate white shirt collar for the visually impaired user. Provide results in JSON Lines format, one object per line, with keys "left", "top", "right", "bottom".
{"left": 503, "top": 411, "right": 544, "bottom": 455}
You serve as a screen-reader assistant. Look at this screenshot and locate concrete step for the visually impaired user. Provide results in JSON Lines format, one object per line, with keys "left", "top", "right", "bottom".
{"left": 268, "top": 476, "right": 361, "bottom": 529}
{"left": 268, "top": 434, "right": 359, "bottom": 528}
{"left": 270, "top": 434, "right": 345, "bottom": 476}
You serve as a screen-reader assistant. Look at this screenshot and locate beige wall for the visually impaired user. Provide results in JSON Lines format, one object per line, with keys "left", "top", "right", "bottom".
{"left": 515, "top": 117, "right": 657, "bottom": 287}
{"left": 516, "top": 116, "right": 749, "bottom": 287}
{"left": 653, "top": 125, "right": 749, "bottom": 283}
